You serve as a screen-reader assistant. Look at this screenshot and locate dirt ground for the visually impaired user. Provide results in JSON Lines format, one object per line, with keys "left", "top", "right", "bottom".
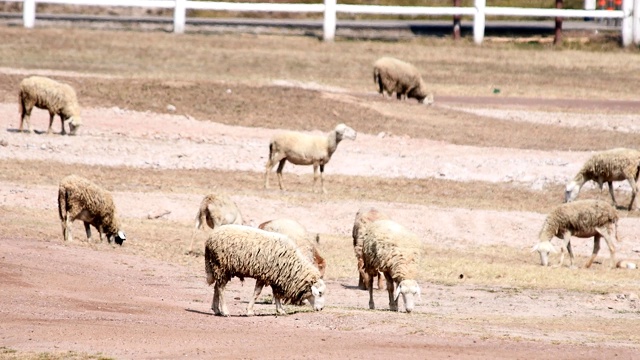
{"left": 1, "top": 34, "right": 640, "bottom": 357}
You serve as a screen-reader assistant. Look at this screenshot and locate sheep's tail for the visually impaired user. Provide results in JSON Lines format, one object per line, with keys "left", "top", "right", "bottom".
{"left": 204, "top": 242, "right": 215, "bottom": 285}
{"left": 373, "top": 67, "right": 383, "bottom": 94}
{"left": 57, "top": 185, "right": 67, "bottom": 222}
{"left": 18, "top": 89, "right": 24, "bottom": 114}
{"left": 268, "top": 142, "right": 274, "bottom": 161}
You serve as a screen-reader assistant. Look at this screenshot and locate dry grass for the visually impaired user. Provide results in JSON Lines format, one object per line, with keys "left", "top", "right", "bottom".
{"left": 2, "top": 27, "right": 640, "bottom": 299}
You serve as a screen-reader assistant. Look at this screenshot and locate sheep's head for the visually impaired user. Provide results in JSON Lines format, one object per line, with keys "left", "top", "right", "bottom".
{"left": 65, "top": 116, "right": 82, "bottom": 136}
{"left": 531, "top": 241, "right": 557, "bottom": 266}
{"left": 110, "top": 230, "right": 127, "bottom": 246}
{"left": 394, "top": 279, "right": 421, "bottom": 313}
{"left": 304, "top": 279, "right": 326, "bottom": 311}
{"left": 335, "top": 123, "right": 357, "bottom": 141}
{"left": 564, "top": 181, "right": 580, "bottom": 203}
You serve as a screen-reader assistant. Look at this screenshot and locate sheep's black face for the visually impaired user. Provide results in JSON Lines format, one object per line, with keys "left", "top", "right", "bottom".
{"left": 114, "top": 230, "right": 127, "bottom": 246}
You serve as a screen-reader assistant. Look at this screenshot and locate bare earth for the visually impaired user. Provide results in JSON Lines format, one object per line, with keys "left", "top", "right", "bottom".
{"left": 2, "top": 81, "right": 640, "bottom": 358}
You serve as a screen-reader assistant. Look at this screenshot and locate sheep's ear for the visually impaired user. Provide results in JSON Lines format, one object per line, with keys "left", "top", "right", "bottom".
{"left": 415, "top": 285, "right": 422, "bottom": 302}
{"left": 311, "top": 285, "right": 320, "bottom": 297}
{"left": 531, "top": 244, "right": 539, "bottom": 253}
{"left": 118, "top": 231, "right": 126, "bottom": 240}
{"left": 394, "top": 284, "right": 402, "bottom": 301}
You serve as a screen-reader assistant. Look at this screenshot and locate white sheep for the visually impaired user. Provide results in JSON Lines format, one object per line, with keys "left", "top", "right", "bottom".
{"left": 250, "top": 218, "right": 326, "bottom": 311}
{"left": 532, "top": 199, "right": 619, "bottom": 269}
{"left": 361, "top": 219, "right": 422, "bottom": 313}
{"left": 18, "top": 76, "right": 82, "bottom": 135}
{"left": 58, "top": 174, "right": 126, "bottom": 245}
{"left": 565, "top": 148, "right": 640, "bottom": 211}
{"left": 264, "top": 123, "right": 357, "bottom": 194}
{"left": 204, "top": 225, "right": 326, "bottom": 316}
{"left": 373, "top": 57, "right": 433, "bottom": 104}
{"left": 187, "top": 193, "right": 243, "bottom": 254}
{"left": 352, "top": 207, "right": 389, "bottom": 290}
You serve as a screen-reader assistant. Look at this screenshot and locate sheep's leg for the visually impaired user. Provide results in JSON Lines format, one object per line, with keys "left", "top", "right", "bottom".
{"left": 47, "top": 111, "right": 55, "bottom": 135}
{"left": 626, "top": 177, "right": 638, "bottom": 211}
{"left": 384, "top": 273, "right": 398, "bottom": 311}
{"left": 276, "top": 159, "right": 287, "bottom": 191}
{"left": 274, "top": 296, "right": 287, "bottom": 316}
{"left": 557, "top": 231, "right": 571, "bottom": 267}
{"left": 247, "top": 280, "right": 265, "bottom": 316}
{"left": 596, "top": 227, "right": 617, "bottom": 269}
{"left": 377, "top": 272, "right": 386, "bottom": 290}
{"left": 606, "top": 181, "right": 618, "bottom": 208}
{"left": 62, "top": 215, "right": 72, "bottom": 242}
{"left": 357, "top": 257, "right": 369, "bottom": 290}
{"left": 584, "top": 235, "right": 602, "bottom": 269}
{"left": 20, "top": 103, "right": 33, "bottom": 133}
{"left": 367, "top": 275, "right": 375, "bottom": 310}
{"left": 319, "top": 164, "right": 327, "bottom": 194}
{"left": 312, "top": 163, "right": 320, "bottom": 193}
{"left": 213, "top": 281, "right": 229, "bottom": 316}
{"left": 83, "top": 222, "right": 92, "bottom": 242}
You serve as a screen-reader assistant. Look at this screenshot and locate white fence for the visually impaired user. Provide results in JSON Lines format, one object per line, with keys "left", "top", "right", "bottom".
{"left": 12, "top": 0, "right": 640, "bottom": 46}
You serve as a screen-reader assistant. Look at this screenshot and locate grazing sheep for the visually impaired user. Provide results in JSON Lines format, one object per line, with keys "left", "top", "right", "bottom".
{"left": 373, "top": 57, "right": 433, "bottom": 104}
{"left": 188, "top": 193, "right": 243, "bottom": 254}
{"left": 361, "top": 219, "right": 422, "bottom": 313}
{"left": 258, "top": 218, "right": 325, "bottom": 276}
{"left": 565, "top": 148, "right": 640, "bottom": 211}
{"left": 532, "top": 199, "right": 619, "bottom": 269}
{"left": 204, "top": 225, "right": 326, "bottom": 316}
{"left": 264, "top": 123, "right": 357, "bottom": 194}
{"left": 352, "top": 207, "right": 390, "bottom": 291}
{"left": 18, "top": 76, "right": 82, "bottom": 135}
{"left": 57, "top": 175, "right": 126, "bottom": 245}
{"left": 250, "top": 218, "right": 326, "bottom": 310}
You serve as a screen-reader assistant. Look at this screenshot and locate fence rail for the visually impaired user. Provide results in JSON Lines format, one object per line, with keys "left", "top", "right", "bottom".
{"left": 10, "top": 0, "right": 640, "bottom": 46}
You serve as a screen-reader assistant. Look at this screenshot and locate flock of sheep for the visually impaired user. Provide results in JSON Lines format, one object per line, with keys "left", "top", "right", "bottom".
{"left": 16, "top": 55, "right": 639, "bottom": 317}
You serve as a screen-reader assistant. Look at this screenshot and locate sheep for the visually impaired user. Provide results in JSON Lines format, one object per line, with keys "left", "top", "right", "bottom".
{"left": 263, "top": 123, "right": 357, "bottom": 194}
{"left": 187, "top": 193, "right": 243, "bottom": 254}
{"left": 258, "top": 218, "right": 325, "bottom": 276}
{"left": 352, "top": 207, "right": 390, "bottom": 291}
{"left": 361, "top": 219, "right": 422, "bottom": 313}
{"left": 57, "top": 174, "right": 126, "bottom": 245}
{"left": 532, "top": 199, "right": 619, "bottom": 269}
{"left": 616, "top": 260, "right": 637, "bottom": 269}
{"left": 18, "top": 76, "right": 82, "bottom": 135}
{"left": 249, "top": 218, "right": 326, "bottom": 311}
{"left": 565, "top": 148, "right": 640, "bottom": 211}
{"left": 373, "top": 57, "right": 433, "bottom": 104}
{"left": 204, "top": 224, "right": 326, "bottom": 316}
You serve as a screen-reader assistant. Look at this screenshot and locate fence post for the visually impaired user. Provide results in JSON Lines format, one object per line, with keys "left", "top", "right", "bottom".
{"left": 473, "top": 0, "right": 486, "bottom": 45}
{"left": 23, "top": 0, "right": 35, "bottom": 28}
{"left": 323, "top": 0, "right": 337, "bottom": 41}
{"left": 553, "top": 0, "right": 563, "bottom": 45}
{"left": 634, "top": 0, "right": 640, "bottom": 44}
{"left": 453, "top": 0, "right": 461, "bottom": 40}
{"left": 621, "top": 0, "right": 632, "bottom": 46}
{"left": 174, "top": 0, "right": 186, "bottom": 34}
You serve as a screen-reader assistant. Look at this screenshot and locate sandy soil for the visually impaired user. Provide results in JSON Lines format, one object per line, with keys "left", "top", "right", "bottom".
{"left": 2, "top": 90, "right": 640, "bottom": 358}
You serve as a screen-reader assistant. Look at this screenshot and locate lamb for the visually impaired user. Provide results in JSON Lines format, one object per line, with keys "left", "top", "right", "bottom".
{"left": 532, "top": 199, "right": 619, "bottom": 269}
{"left": 57, "top": 174, "right": 126, "bottom": 245}
{"left": 565, "top": 148, "right": 640, "bottom": 211}
{"left": 373, "top": 57, "right": 433, "bottom": 104}
{"left": 352, "top": 207, "right": 389, "bottom": 291}
{"left": 361, "top": 219, "right": 422, "bottom": 313}
{"left": 204, "top": 225, "right": 326, "bottom": 316}
{"left": 187, "top": 193, "right": 243, "bottom": 254}
{"left": 18, "top": 76, "right": 82, "bottom": 135}
{"left": 264, "top": 123, "right": 357, "bottom": 194}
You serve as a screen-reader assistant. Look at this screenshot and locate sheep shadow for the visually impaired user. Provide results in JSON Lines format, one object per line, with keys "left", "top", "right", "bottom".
{"left": 184, "top": 308, "right": 307, "bottom": 317}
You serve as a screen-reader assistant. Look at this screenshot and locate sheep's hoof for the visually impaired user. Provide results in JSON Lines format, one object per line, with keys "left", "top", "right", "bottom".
{"left": 246, "top": 311, "right": 255, "bottom": 317}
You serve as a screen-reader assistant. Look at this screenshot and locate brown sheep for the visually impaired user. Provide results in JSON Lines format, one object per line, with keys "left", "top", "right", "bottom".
{"left": 532, "top": 199, "right": 619, "bottom": 269}
{"left": 19, "top": 76, "right": 82, "bottom": 135}
{"left": 58, "top": 175, "right": 126, "bottom": 245}
{"left": 565, "top": 148, "right": 640, "bottom": 211}
{"left": 352, "top": 207, "right": 389, "bottom": 291}
{"left": 373, "top": 57, "right": 433, "bottom": 104}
